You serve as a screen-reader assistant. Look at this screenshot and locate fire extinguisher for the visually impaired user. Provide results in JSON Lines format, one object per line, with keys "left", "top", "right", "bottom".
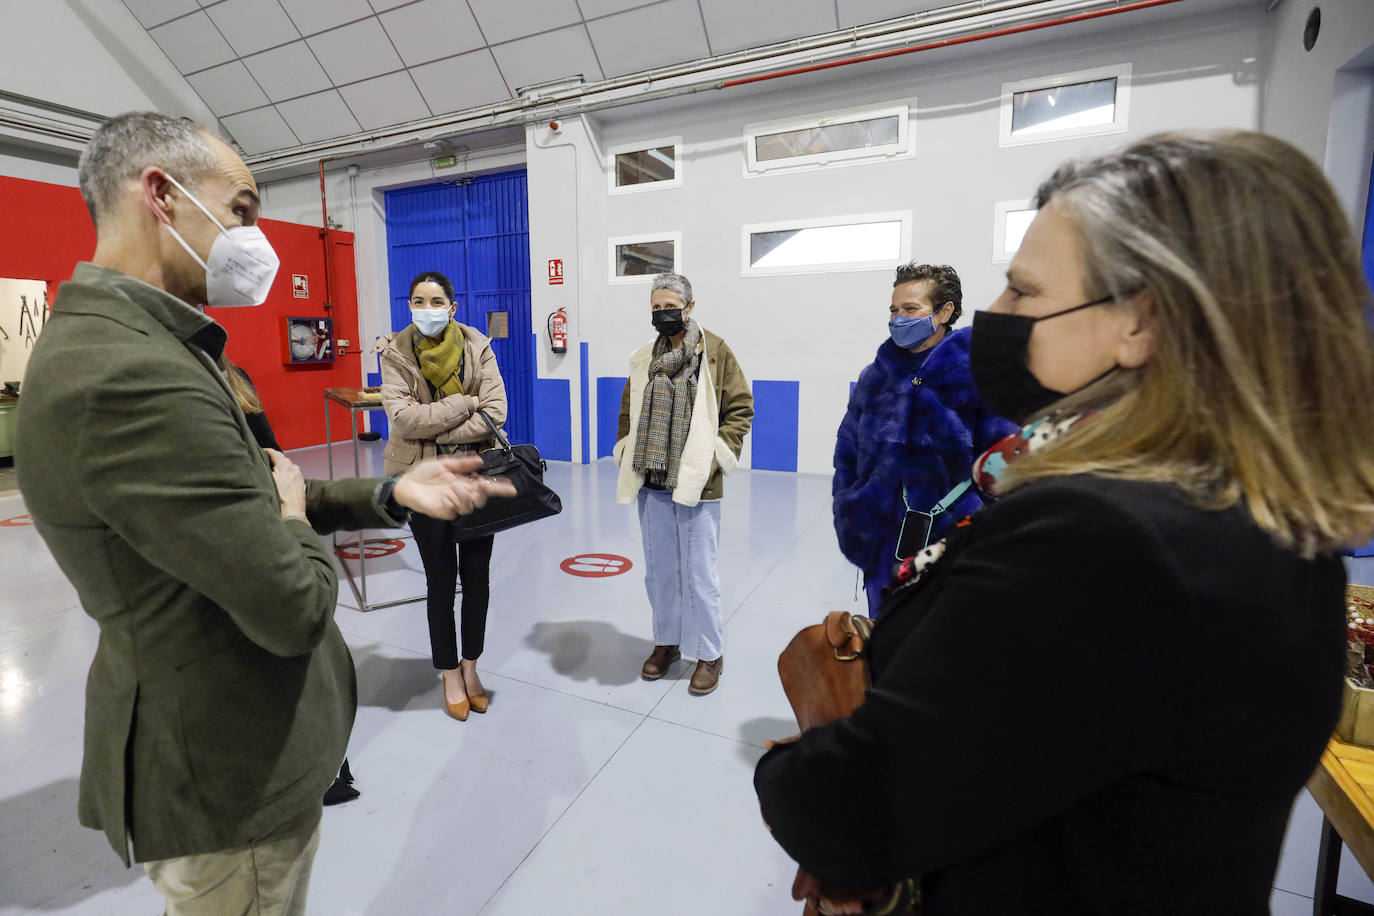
{"left": 547, "top": 307, "right": 568, "bottom": 354}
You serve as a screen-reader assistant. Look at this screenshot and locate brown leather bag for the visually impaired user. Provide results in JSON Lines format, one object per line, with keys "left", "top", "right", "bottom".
{"left": 776, "top": 612, "right": 921, "bottom": 916}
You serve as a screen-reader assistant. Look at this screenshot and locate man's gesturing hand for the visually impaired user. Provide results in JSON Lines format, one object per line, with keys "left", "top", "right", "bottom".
{"left": 394, "top": 455, "right": 518, "bottom": 519}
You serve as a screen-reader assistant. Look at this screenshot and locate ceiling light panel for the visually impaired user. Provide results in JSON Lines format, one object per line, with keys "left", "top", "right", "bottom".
{"left": 490, "top": 24, "right": 604, "bottom": 92}
{"left": 586, "top": 0, "right": 709, "bottom": 79}
{"left": 149, "top": 11, "right": 236, "bottom": 73}
{"left": 122, "top": 0, "right": 201, "bottom": 29}
{"left": 205, "top": 0, "right": 301, "bottom": 57}
{"left": 219, "top": 106, "right": 298, "bottom": 154}
{"left": 277, "top": 0, "right": 375, "bottom": 35}
{"left": 307, "top": 18, "right": 405, "bottom": 83}
{"left": 339, "top": 72, "right": 433, "bottom": 129}
{"left": 185, "top": 60, "right": 270, "bottom": 114}
{"left": 243, "top": 42, "right": 334, "bottom": 102}
{"left": 467, "top": 0, "right": 582, "bottom": 45}
{"left": 380, "top": 0, "right": 486, "bottom": 67}
{"left": 698, "top": 0, "right": 838, "bottom": 54}
{"left": 276, "top": 89, "right": 363, "bottom": 142}
{"left": 410, "top": 49, "right": 512, "bottom": 113}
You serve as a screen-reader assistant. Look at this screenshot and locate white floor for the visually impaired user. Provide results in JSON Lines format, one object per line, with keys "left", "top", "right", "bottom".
{"left": 2, "top": 443, "right": 1373, "bottom": 915}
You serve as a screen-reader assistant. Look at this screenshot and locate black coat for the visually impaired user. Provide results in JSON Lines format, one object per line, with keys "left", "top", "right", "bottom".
{"left": 755, "top": 475, "right": 1347, "bottom": 915}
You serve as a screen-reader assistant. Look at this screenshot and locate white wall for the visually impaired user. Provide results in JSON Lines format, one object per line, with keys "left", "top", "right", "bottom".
{"left": 1261, "top": 0, "right": 1374, "bottom": 234}
{"left": 571, "top": 6, "right": 1266, "bottom": 475}
{"left": 0, "top": 0, "right": 222, "bottom": 185}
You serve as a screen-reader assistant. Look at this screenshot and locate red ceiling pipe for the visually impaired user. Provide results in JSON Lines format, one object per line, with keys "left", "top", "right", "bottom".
{"left": 721, "top": 0, "right": 1185, "bottom": 88}
{"left": 318, "top": 158, "right": 334, "bottom": 313}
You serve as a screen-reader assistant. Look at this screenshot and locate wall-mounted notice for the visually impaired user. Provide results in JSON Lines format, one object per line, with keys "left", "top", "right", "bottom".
{"left": 292, "top": 274, "right": 309, "bottom": 298}
{"left": 0, "top": 277, "right": 48, "bottom": 387}
{"left": 548, "top": 259, "right": 564, "bottom": 286}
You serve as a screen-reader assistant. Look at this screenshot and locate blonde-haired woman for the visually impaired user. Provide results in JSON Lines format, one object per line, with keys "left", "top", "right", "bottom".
{"left": 755, "top": 131, "right": 1374, "bottom": 915}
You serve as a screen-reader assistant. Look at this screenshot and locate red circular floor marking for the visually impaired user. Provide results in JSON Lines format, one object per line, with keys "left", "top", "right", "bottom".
{"left": 337, "top": 538, "right": 406, "bottom": 560}
{"left": 0, "top": 514, "right": 33, "bottom": 527}
{"left": 560, "top": 553, "right": 633, "bottom": 577}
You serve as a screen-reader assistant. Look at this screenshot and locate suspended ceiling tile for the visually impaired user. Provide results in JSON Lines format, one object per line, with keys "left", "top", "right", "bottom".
{"left": 411, "top": 49, "right": 511, "bottom": 114}
{"left": 491, "top": 24, "right": 604, "bottom": 92}
{"left": 380, "top": 0, "right": 485, "bottom": 67}
{"left": 837, "top": 0, "right": 951, "bottom": 28}
{"left": 367, "top": 0, "right": 414, "bottom": 9}
{"left": 185, "top": 60, "right": 270, "bottom": 115}
{"left": 308, "top": 18, "right": 405, "bottom": 84}
{"left": 205, "top": 0, "right": 301, "bottom": 57}
{"left": 578, "top": 0, "right": 664, "bottom": 19}
{"left": 278, "top": 0, "right": 374, "bottom": 35}
{"left": 243, "top": 42, "right": 333, "bottom": 102}
{"left": 339, "top": 72, "right": 433, "bottom": 129}
{"left": 220, "top": 106, "right": 298, "bottom": 154}
{"left": 699, "top": 0, "right": 837, "bottom": 54}
{"left": 122, "top": 0, "right": 200, "bottom": 28}
{"left": 587, "top": 0, "right": 709, "bottom": 78}
{"left": 276, "top": 90, "right": 362, "bottom": 142}
{"left": 149, "top": 11, "right": 236, "bottom": 74}
{"left": 468, "top": 0, "right": 581, "bottom": 45}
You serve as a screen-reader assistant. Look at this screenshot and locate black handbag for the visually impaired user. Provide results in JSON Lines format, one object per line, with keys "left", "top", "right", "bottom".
{"left": 445, "top": 409, "right": 562, "bottom": 542}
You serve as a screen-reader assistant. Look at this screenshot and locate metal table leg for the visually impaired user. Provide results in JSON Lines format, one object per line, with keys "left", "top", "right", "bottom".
{"left": 1314, "top": 816, "right": 1374, "bottom": 915}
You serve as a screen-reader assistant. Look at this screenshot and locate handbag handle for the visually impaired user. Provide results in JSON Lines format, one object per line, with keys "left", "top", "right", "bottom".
{"left": 475, "top": 408, "right": 512, "bottom": 454}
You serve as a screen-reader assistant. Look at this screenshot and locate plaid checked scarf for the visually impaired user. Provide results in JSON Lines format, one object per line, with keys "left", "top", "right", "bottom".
{"left": 632, "top": 319, "right": 702, "bottom": 488}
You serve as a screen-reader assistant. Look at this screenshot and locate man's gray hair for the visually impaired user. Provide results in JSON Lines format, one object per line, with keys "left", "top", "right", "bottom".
{"left": 651, "top": 272, "right": 693, "bottom": 306}
{"left": 78, "top": 111, "right": 219, "bottom": 226}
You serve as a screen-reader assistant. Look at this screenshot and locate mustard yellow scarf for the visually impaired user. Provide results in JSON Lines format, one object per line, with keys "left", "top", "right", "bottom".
{"left": 414, "top": 322, "right": 465, "bottom": 397}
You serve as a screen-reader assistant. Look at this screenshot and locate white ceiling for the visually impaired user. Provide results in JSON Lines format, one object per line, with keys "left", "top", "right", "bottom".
{"left": 121, "top": 0, "right": 964, "bottom": 155}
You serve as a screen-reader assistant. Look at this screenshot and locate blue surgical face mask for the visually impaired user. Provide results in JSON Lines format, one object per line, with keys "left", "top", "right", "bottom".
{"left": 889, "top": 314, "right": 938, "bottom": 349}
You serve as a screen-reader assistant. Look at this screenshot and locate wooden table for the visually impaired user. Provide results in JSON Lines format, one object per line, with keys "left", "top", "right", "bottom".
{"left": 1307, "top": 735, "right": 1374, "bottom": 914}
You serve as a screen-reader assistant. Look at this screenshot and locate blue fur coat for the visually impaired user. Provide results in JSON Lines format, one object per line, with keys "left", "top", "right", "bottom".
{"left": 833, "top": 328, "right": 1015, "bottom": 605}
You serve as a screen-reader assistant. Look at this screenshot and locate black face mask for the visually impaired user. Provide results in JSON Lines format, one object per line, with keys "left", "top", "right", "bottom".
{"left": 652, "top": 308, "right": 685, "bottom": 337}
{"left": 970, "top": 295, "right": 1117, "bottom": 424}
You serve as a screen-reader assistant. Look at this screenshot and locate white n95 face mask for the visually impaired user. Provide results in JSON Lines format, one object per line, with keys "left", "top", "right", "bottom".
{"left": 162, "top": 174, "right": 280, "bottom": 307}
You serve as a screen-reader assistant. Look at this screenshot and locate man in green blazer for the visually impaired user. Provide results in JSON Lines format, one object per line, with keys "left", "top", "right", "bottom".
{"left": 15, "top": 112, "right": 511, "bottom": 915}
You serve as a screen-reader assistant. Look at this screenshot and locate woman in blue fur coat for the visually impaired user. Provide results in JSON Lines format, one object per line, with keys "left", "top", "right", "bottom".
{"left": 834, "top": 264, "right": 1015, "bottom": 614}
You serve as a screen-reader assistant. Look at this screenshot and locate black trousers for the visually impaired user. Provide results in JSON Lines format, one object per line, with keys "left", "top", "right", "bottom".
{"left": 409, "top": 513, "right": 494, "bottom": 668}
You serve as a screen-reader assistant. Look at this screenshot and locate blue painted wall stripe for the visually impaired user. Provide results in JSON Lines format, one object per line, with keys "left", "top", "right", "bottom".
{"left": 534, "top": 376, "right": 573, "bottom": 462}
{"left": 751, "top": 380, "right": 800, "bottom": 472}
{"left": 365, "top": 372, "right": 387, "bottom": 439}
{"left": 597, "top": 377, "right": 628, "bottom": 458}
{"left": 579, "top": 341, "right": 590, "bottom": 464}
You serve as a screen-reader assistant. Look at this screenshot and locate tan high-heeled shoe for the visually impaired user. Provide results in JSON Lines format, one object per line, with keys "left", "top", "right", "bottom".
{"left": 442, "top": 671, "right": 469, "bottom": 721}
{"left": 461, "top": 664, "right": 488, "bottom": 714}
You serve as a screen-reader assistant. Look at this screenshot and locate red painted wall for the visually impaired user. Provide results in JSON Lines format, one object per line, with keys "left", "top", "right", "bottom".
{"left": 0, "top": 174, "right": 361, "bottom": 450}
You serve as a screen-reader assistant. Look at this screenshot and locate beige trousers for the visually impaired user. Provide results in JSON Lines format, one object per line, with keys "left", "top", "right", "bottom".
{"left": 143, "top": 805, "right": 323, "bottom": 916}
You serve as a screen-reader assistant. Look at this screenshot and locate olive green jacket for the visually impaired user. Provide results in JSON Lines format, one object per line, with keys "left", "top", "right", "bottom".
{"left": 615, "top": 329, "right": 753, "bottom": 504}
{"left": 15, "top": 263, "right": 402, "bottom": 865}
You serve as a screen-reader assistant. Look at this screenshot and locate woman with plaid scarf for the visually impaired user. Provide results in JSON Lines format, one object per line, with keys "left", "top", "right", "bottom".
{"left": 615, "top": 272, "right": 754, "bottom": 696}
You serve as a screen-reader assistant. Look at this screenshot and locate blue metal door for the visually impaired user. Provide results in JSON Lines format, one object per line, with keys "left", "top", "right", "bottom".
{"left": 384, "top": 170, "right": 534, "bottom": 444}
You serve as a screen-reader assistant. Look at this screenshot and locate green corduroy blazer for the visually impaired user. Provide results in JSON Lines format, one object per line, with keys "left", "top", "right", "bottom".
{"left": 16, "top": 263, "right": 401, "bottom": 865}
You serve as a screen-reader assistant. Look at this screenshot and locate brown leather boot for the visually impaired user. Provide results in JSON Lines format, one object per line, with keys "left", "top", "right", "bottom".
{"left": 688, "top": 656, "right": 723, "bottom": 695}
{"left": 641, "top": 645, "right": 680, "bottom": 680}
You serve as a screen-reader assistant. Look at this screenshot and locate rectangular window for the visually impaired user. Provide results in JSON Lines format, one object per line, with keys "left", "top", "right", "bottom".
{"left": 744, "top": 103, "right": 912, "bottom": 175}
{"left": 486, "top": 310, "right": 508, "bottom": 339}
{"left": 607, "top": 136, "right": 682, "bottom": 194}
{"left": 999, "top": 64, "right": 1131, "bottom": 147}
{"left": 741, "top": 212, "right": 910, "bottom": 277}
{"left": 992, "top": 200, "right": 1037, "bottom": 263}
{"left": 609, "top": 232, "right": 682, "bottom": 284}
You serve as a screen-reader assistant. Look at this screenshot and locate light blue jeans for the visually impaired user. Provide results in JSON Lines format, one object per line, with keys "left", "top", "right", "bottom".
{"left": 636, "top": 488, "right": 723, "bottom": 661}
